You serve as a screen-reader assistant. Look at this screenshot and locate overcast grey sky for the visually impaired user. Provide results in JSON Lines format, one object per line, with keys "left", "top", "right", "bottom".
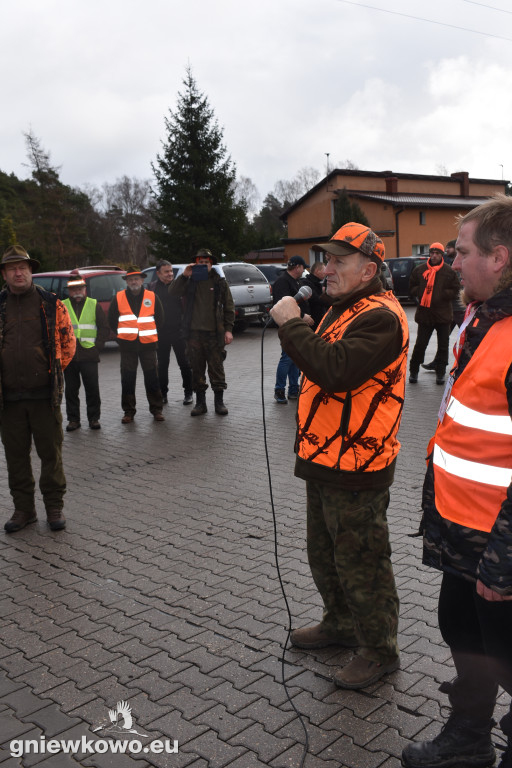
{"left": 2, "top": 0, "right": 512, "bottom": 206}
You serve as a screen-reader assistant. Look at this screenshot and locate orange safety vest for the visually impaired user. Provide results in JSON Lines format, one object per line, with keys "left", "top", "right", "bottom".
{"left": 116, "top": 290, "right": 157, "bottom": 343}
{"left": 433, "top": 316, "right": 512, "bottom": 532}
{"left": 296, "top": 292, "right": 409, "bottom": 473}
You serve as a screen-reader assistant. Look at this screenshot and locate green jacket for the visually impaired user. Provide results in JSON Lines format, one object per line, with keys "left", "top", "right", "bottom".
{"left": 170, "top": 270, "right": 235, "bottom": 343}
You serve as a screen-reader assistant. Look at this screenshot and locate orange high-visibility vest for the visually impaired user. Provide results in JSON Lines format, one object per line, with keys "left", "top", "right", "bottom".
{"left": 433, "top": 316, "right": 512, "bottom": 532}
{"left": 116, "top": 290, "right": 157, "bottom": 343}
{"left": 296, "top": 292, "right": 409, "bottom": 473}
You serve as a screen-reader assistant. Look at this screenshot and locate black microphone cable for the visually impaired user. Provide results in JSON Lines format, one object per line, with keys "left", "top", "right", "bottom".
{"left": 260, "top": 317, "right": 310, "bottom": 768}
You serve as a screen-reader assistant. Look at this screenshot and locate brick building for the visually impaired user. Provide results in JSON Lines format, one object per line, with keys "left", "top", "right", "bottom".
{"left": 281, "top": 169, "right": 507, "bottom": 264}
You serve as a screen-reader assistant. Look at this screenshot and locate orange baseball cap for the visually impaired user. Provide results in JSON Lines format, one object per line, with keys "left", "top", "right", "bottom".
{"left": 317, "top": 222, "right": 385, "bottom": 263}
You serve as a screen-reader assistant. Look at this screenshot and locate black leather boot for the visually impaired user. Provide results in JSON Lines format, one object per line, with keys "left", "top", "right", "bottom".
{"left": 214, "top": 391, "right": 228, "bottom": 415}
{"left": 402, "top": 713, "right": 495, "bottom": 768}
{"left": 436, "top": 367, "right": 446, "bottom": 385}
{"left": 191, "top": 392, "right": 207, "bottom": 416}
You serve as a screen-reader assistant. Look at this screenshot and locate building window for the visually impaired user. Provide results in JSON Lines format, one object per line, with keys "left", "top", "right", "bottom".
{"left": 412, "top": 244, "right": 429, "bottom": 256}
{"left": 419, "top": 211, "right": 426, "bottom": 225}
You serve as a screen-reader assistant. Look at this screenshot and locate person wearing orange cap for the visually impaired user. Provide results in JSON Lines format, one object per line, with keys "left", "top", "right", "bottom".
{"left": 62, "top": 275, "right": 109, "bottom": 431}
{"left": 108, "top": 266, "right": 165, "bottom": 423}
{"left": 408, "top": 242, "right": 461, "bottom": 385}
{"left": 271, "top": 222, "right": 409, "bottom": 689}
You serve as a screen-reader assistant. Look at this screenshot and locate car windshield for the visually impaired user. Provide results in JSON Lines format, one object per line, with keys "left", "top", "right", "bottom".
{"left": 33, "top": 276, "right": 58, "bottom": 293}
{"left": 389, "top": 261, "right": 411, "bottom": 277}
{"left": 258, "top": 265, "right": 286, "bottom": 283}
{"left": 87, "top": 274, "right": 126, "bottom": 301}
{"left": 222, "top": 264, "right": 267, "bottom": 285}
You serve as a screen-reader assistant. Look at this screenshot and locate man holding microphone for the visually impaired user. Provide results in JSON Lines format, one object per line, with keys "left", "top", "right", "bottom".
{"left": 271, "top": 222, "right": 409, "bottom": 689}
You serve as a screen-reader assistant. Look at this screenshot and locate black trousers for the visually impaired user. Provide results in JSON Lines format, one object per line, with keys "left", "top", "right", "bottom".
{"left": 120, "top": 345, "right": 163, "bottom": 415}
{"left": 410, "top": 322, "right": 450, "bottom": 373}
{"left": 64, "top": 359, "right": 101, "bottom": 424}
{"left": 438, "top": 572, "right": 512, "bottom": 728}
{"left": 157, "top": 332, "right": 193, "bottom": 397}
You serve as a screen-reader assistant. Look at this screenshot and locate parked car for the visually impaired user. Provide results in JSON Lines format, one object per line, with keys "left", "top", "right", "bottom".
{"left": 142, "top": 266, "right": 156, "bottom": 286}
{"left": 143, "top": 262, "right": 272, "bottom": 330}
{"left": 380, "top": 261, "right": 394, "bottom": 292}
{"left": 385, "top": 256, "right": 429, "bottom": 301}
{"left": 32, "top": 266, "right": 127, "bottom": 315}
{"left": 254, "top": 263, "right": 288, "bottom": 290}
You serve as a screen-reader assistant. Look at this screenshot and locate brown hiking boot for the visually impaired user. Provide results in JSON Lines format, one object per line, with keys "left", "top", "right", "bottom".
{"left": 46, "top": 509, "right": 66, "bottom": 531}
{"left": 4, "top": 509, "right": 37, "bottom": 533}
{"left": 290, "top": 624, "right": 358, "bottom": 650}
{"left": 66, "top": 421, "right": 81, "bottom": 432}
{"left": 333, "top": 655, "right": 399, "bottom": 689}
{"left": 121, "top": 413, "right": 134, "bottom": 424}
{"left": 153, "top": 412, "right": 165, "bottom": 422}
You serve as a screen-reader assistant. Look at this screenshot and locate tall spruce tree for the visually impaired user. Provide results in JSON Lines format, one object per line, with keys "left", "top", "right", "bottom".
{"left": 150, "top": 68, "right": 247, "bottom": 262}
{"left": 331, "top": 188, "right": 369, "bottom": 234}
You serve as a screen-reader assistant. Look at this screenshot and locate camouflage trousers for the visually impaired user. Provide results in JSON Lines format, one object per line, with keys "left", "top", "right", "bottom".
{"left": 187, "top": 331, "right": 227, "bottom": 392}
{"left": 306, "top": 482, "right": 399, "bottom": 663}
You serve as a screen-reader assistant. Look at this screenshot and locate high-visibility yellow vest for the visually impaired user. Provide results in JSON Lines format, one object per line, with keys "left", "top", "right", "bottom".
{"left": 63, "top": 297, "right": 97, "bottom": 349}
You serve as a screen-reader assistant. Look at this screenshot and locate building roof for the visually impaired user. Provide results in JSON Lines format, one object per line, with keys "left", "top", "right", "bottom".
{"left": 348, "top": 191, "right": 492, "bottom": 208}
{"left": 281, "top": 168, "right": 508, "bottom": 220}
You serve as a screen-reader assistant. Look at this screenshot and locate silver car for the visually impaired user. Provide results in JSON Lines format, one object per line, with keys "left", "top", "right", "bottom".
{"left": 144, "top": 262, "right": 272, "bottom": 330}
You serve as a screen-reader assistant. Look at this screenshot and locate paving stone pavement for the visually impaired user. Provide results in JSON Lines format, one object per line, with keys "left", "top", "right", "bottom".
{"left": 0, "top": 307, "right": 508, "bottom": 768}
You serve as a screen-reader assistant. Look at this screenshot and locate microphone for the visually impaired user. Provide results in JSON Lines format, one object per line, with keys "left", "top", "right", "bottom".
{"left": 265, "top": 285, "right": 313, "bottom": 328}
{"left": 293, "top": 285, "right": 312, "bottom": 303}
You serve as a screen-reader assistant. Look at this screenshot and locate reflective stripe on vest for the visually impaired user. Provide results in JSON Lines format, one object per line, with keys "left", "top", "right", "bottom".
{"left": 116, "top": 290, "right": 157, "bottom": 343}
{"left": 433, "top": 315, "right": 512, "bottom": 532}
{"left": 296, "top": 291, "right": 409, "bottom": 473}
{"left": 62, "top": 297, "right": 98, "bottom": 348}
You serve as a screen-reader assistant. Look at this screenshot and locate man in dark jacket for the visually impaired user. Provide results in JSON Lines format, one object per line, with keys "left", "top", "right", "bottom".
{"left": 271, "top": 223, "right": 408, "bottom": 690}
{"left": 149, "top": 260, "right": 193, "bottom": 406}
{"left": 273, "top": 255, "right": 313, "bottom": 404}
{"left": 108, "top": 266, "right": 165, "bottom": 423}
{"left": 1, "top": 245, "right": 76, "bottom": 533}
{"left": 408, "top": 242, "right": 461, "bottom": 385}
{"left": 63, "top": 275, "right": 109, "bottom": 431}
{"left": 402, "top": 196, "right": 512, "bottom": 768}
{"left": 300, "top": 261, "right": 332, "bottom": 329}
{"left": 169, "top": 249, "right": 234, "bottom": 417}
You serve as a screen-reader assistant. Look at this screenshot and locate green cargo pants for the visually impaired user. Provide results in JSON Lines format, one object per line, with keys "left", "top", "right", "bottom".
{"left": 306, "top": 481, "right": 399, "bottom": 663}
{"left": 0, "top": 400, "right": 66, "bottom": 513}
{"left": 187, "top": 331, "right": 227, "bottom": 392}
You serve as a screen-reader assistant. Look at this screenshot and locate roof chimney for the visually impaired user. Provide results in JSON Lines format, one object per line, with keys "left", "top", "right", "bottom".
{"left": 386, "top": 176, "right": 398, "bottom": 194}
{"left": 451, "top": 171, "right": 469, "bottom": 197}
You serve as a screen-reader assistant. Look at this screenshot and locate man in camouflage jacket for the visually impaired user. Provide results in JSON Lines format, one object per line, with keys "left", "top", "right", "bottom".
{"left": 402, "top": 197, "right": 512, "bottom": 768}
{"left": 0, "top": 246, "right": 76, "bottom": 534}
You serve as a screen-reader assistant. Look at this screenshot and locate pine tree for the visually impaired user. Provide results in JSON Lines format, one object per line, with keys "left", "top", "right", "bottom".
{"left": 331, "top": 188, "right": 370, "bottom": 234}
{"left": 150, "top": 68, "right": 247, "bottom": 262}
